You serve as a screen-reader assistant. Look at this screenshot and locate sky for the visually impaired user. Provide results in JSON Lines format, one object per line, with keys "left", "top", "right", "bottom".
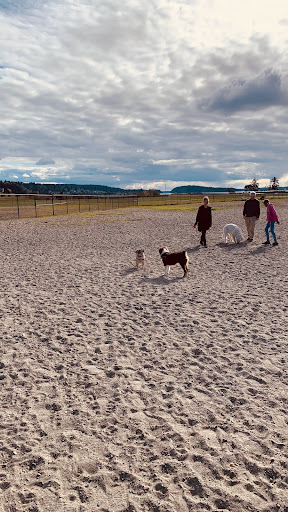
{"left": 1, "top": 0, "right": 288, "bottom": 190}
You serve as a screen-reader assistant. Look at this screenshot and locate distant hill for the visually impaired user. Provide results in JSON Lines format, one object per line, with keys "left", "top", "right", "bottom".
{"left": 171, "top": 185, "right": 237, "bottom": 193}
{"left": 1, "top": 180, "right": 286, "bottom": 196}
{"left": 171, "top": 185, "right": 288, "bottom": 194}
{"left": 0, "top": 181, "right": 159, "bottom": 196}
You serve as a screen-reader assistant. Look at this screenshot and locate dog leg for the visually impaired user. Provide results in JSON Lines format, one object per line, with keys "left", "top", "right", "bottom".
{"left": 164, "top": 265, "right": 170, "bottom": 276}
{"left": 181, "top": 264, "right": 188, "bottom": 277}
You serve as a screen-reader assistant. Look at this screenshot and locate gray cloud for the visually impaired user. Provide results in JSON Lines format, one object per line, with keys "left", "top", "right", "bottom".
{"left": 35, "top": 158, "right": 55, "bottom": 165}
{"left": 1, "top": 1, "right": 288, "bottom": 188}
{"left": 200, "top": 69, "right": 288, "bottom": 113}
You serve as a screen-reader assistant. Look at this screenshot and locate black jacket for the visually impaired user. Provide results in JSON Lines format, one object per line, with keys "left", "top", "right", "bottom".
{"left": 243, "top": 199, "right": 260, "bottom": 218}
{"left": 195, "top": 205, "right": 212, "bottom": 231}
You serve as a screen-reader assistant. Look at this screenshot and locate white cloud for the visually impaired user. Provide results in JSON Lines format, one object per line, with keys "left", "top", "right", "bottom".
{"left": 126, "top": 180, "right": 221, "bottom": 190}
{"left": 153, "top": 159, "right": 199, "bottom": 166}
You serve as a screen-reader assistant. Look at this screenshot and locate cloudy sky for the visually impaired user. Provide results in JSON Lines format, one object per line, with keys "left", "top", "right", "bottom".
{"left": 1, "top": 0, "right": 288, "bottom": 190}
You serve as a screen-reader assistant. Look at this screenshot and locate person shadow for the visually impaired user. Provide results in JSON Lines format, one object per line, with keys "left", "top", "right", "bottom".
{"left": 186, "top": 246, "right": 201, "bottom": 253}
{"left": 250, "top": 245, "right": 272, "bottom": 254}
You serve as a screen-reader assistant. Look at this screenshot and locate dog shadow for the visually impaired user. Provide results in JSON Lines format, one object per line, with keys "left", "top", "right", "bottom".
{"left": 143, "top": 275, "right": 185, "bottom": 284}
{"left": 121, "top": 268, "right": 183, "bottom": 283}
{"left": 216, "top": 242, "right": 246, "bottom": 250}
{"left": 122, "top": 267, "right": 141, "bottom": 275}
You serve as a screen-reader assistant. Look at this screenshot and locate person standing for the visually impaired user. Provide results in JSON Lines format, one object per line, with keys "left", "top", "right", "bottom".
{"left": 262, "top": 199, "right": 280, "bottom": 246}
{"left": 194, "top": 196, "right": 212, "bottom": 247}
{"left": 243, "top": 191, "right": 260, "bottom": 241}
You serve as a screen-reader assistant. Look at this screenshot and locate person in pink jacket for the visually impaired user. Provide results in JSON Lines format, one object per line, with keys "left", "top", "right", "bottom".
{"left": 262, "top": 200, "right": 280, "bottom": 246}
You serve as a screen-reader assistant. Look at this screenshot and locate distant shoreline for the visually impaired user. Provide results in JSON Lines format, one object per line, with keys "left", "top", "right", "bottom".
{"left": 162, "top": 189, "right": 288, "bottom": 194}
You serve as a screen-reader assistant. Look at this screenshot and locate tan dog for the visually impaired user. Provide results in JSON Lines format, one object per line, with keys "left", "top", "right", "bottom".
{"left": 136, "top": 249, "right": 145, "bottom": 269}
{"left": 159, "top": 246, "right": 189, "bottom": 277}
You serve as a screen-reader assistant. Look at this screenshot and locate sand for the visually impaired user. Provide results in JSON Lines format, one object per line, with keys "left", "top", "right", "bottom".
{"left": 0, "top": 203, "right": 287, "bottom": 512}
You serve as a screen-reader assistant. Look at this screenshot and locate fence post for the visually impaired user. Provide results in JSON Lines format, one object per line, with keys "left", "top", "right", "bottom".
{"left": 34, "top": 197, "right": 37, "bottom": 217}
{"left": 16, "top": 195, "right": 20, "bottom": 218}
{"left": 105, "top": 197, "right": 107, "bottom": 210}
{"left": 88, "top": 197, "right": 90, "bottom": 211}
{"left": 79, "top": 197, "right": 81, "bottom": 212}
{"left": 66, "top": 196, "right": 69, "bottom": 214}
{"left": 52, "top": 195, "right": 55, "bottom": 215}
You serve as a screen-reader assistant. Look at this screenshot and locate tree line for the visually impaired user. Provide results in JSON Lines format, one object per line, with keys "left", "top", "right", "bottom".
{"left": 0, "top": 180, "right": 160, "bottom": 196}
{"left": 244, "top": 177, "right": 280, "bottom": 191}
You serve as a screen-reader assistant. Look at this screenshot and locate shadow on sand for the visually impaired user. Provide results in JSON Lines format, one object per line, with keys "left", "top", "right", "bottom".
{"left": 121, "top": 268, "right": 184, "bottom": 283}
{"left": 250, "top": 245, "right": 275, "bottom": 255}
{"left": 122, "top": 267, "right": 140, "bottom": 275}
{"left": 216, "top": 241, "right": 247, "bottom": 250}
{"left": 186, "top": 246, "right": 201, "bottom": 253}
{"left": 143, "top": 275, "right": 185, "bottom": 284}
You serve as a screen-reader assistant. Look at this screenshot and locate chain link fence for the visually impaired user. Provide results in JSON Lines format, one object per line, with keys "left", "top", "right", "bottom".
{"left": 0, "top": 194, "right": 139, "bottom": 221}
{"left": 0, "top": 191, "right": 287, "bottom": 221}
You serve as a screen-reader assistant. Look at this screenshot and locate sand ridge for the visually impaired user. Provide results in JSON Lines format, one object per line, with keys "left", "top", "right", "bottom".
{"left": 0, "top": 204, "right": 287, "bottom": 512}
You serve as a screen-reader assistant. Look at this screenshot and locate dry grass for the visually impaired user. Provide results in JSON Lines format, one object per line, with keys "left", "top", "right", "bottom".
{"left": 1, "top": 193, "right": 287, "bottom": 221}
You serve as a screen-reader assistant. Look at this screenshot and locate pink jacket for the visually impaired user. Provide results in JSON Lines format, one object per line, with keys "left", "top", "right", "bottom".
{"left": 267, "top": 203, "right": 278, "bottom": 222}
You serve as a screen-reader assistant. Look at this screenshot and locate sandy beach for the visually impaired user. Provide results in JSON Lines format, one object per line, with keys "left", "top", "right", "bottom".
{"left": 1, "top": 203, "right": 287, "bottom": 512}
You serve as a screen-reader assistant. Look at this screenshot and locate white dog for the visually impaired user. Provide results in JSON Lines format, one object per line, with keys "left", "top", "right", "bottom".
{"left": 223, "top": 224, "right": 244, "bottom": 244}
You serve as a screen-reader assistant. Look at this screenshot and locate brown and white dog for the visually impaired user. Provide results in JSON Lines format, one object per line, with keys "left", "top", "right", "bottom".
{"left": 159, "top": 246, "right": 189, "bottom": 277}
{"left": 136, "top": 249, "right": 145, "bottom": 269}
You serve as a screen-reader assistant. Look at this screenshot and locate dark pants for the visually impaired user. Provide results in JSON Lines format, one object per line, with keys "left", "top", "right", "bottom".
{"left": 200, "top": 230, "right": 207, "bottom": 245}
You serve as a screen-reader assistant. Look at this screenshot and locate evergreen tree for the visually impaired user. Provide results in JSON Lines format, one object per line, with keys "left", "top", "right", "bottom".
{"left": 270, "top": 177, "right": 279, "bottom": 190}
{"left": 244, "top": 178, "right": 259, "bottom": 191}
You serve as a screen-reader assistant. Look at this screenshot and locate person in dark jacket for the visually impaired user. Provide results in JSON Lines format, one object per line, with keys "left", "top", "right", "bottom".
{"left": 243, "top": 191, "right": 260, "bottom": 241}
{"left": 194, "top": 196, "right": 212, "bottom": 247}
